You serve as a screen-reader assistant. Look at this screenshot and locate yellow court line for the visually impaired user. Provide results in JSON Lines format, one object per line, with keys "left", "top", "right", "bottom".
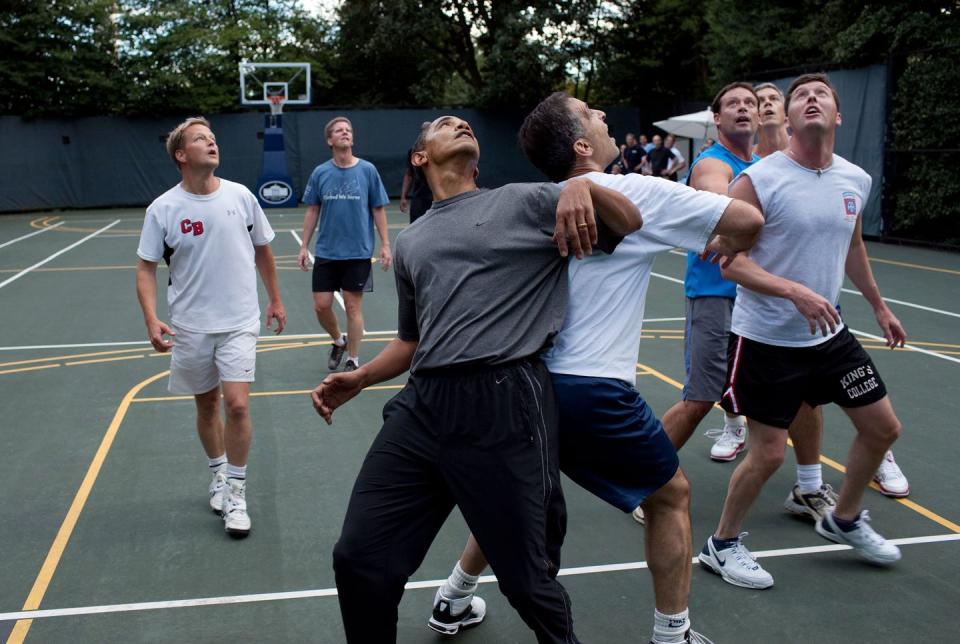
{"left": 132, "top": 383, "right": 405, "bottom": 403}
{"left": 0, "top": 364, "right": 60, "bottom": 376}
{"left": 635, "top": 360, "right": 960, "bottom": 535}
{"left": 0, "top": 347, "right": 155, "bottom": 369}
{"left": 64, "top": 355, "right": 145, "bottom": 367}
{"left": 870, "top": 257, "right": 960, "bottom": 276}
{"left": 7, "top": 369, "right": 171, "bottom": 644}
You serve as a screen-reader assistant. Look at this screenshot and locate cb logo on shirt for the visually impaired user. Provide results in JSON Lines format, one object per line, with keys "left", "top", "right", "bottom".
{"left": 180, "top": 219, "right": 204, "bottom": 236}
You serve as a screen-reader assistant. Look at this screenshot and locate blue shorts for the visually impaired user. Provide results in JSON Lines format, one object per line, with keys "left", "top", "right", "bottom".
{"left": 552, "top": 374, "right": 680, "bottom": 512}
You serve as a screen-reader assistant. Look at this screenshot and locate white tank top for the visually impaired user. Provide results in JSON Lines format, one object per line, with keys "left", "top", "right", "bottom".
{"left": 731, "top": 151, "right": 872, "bottom": 347}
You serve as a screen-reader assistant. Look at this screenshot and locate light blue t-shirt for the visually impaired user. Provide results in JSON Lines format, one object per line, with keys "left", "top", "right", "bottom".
{"left": 684, "top": 143, "right": 760, "bottom": 299}
{"left": 302, "top": 159, "right": 389, "bottom": 260}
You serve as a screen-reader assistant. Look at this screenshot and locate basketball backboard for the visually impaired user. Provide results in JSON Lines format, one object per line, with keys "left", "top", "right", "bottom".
{"left": 239, "top": 62, "right": 312, "bottom": 106}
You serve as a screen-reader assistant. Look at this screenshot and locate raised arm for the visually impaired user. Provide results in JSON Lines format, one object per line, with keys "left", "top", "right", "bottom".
{"left": 845, "top": 216, "right": 905, "bottom": 347}
{"left": 254, "top": 243, "right": 286, "bottom": 334}
{"left": 135, "top": 258, "right": 175, "bottom": 352}
{"left": 554, "top": 177, "right": 641, "bottom": 259}
{"left": 702, "top": 174, "right": 764, "bottom": 264}
{"left": 689, "top": 157, "right": 734, "bottom": 194}
{"left": 298, "top": 204, "right": 320, "bottom": 270}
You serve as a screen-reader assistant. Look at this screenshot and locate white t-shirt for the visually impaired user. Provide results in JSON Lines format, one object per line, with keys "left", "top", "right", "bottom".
{"left": 730, "top": 151, "right": 871, "bottom": 347}
{"left": 544, "top": 172, "right": 731, "bottom": 385}
{"left": 137, "top": 179, "right": 275, "bottom": 333}
{"left": 667, "top": 146, "right": 685, "bottom": 172}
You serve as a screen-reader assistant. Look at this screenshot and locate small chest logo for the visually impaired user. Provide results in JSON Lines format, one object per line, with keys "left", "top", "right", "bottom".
{"left": 180, "top": 218, "right": 204, "bottom": 236}
{"left": 841, "top": 192, "right": 858, "bottom": 220}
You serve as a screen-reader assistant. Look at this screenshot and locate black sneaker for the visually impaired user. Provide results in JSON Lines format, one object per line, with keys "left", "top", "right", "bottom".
{"left": 427, "top": 590, "right": 486, "bottom": 635}
{"left": 327, "top": 337, "right": 346, "bottom": 370}
{"left": 344, "top": 358, "right": 359, "bottom": 372}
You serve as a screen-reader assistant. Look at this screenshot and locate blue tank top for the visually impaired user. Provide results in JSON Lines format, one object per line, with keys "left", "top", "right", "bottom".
{"left": 684, "top": 143, "right": 760, "bottom": 299}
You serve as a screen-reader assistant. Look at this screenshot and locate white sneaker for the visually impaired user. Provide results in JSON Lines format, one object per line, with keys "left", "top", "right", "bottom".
{"left": 632, "top": 506, "right": 645, "bottom": 525}
{"left": 706, "top": 424, "right": 746, "bottom": 461}
{"left": 698, "top": 533, "right": 773, "bottom": 589}
{"left": 784, "top": 483, "right": 838, "bottom": 521}
{"left": 873, "top": 451, "right": 910, "bottom": 497}
{"left": 222, "top": 478, "right": 251, "bottom": 537}
{"left": 428, "top": 589, "right": 486, "bottom": 635}
{"left": 816, "top": 510, "right": 900, "bottom": 565}
{"left": 208, "top": 465, "right": 227, "bottom": 513}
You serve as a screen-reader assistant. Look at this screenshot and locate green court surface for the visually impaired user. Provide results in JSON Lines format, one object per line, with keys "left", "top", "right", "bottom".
{"left": 0, "top": 207, "right": 958, "bottom": 643}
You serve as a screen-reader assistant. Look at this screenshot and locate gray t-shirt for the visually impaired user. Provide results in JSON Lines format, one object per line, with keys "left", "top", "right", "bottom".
{"left": 393, "top": 183, "right": 617, "bottom": 373}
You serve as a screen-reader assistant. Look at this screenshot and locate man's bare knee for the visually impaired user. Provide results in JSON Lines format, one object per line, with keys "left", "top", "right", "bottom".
{"left": 223, "top": 395, "right": 249, "bottom": 420}
{"left": 643, "top": 469, "right": 690, "bottom": 513}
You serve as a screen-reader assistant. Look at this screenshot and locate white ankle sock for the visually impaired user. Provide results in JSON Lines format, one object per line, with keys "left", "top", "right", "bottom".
{"left": 347, "top": 356, "right": 360, "bottom": 365}
{"left": 797, "top": 463, "right": 822, "bottom": 493}
{"left": 334, "top": 333, "right": 346, "bottom": 347}
{"left": 653, "top": 608, "right": 689, "bottom": 643}
{"left": 226, "top": 463, "right": 247, "bottom": 480}
{"left": 724, "top": 414, "right": 745, "bottom": 431}
{"left": 208, "top": 454, "right": 227, "bottom": 469}
{"left": 441, "top": 562, "right": 479, "bottom": 599}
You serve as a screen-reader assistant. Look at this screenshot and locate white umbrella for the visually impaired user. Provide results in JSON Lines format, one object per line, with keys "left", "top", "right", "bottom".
{"left": 653, "top": 109, "right": 717, "bottom": 140}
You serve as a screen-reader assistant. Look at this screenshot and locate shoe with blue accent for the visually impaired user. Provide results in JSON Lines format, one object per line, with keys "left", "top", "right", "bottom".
{"left": 428, "top": 589, "right": 486, "bottom": 635}
{"left": 698, "top": 533, "right": 773, "bottom": 589}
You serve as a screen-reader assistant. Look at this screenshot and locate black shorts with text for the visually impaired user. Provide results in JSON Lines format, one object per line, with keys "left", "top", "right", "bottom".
{"left": 720, "top": 327, "right": 887, "bottom": 429}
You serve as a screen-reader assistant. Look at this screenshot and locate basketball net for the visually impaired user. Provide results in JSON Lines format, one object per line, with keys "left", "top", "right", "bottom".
{"left": 268, "top": 94, "right": 285, "bottom": 116}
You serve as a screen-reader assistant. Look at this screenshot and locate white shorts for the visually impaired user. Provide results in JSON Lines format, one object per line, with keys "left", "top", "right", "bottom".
{"left": 168, "top": 319, "right": 260, "bottom": 395}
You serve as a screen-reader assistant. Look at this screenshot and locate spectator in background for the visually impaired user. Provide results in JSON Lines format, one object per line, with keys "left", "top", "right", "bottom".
{"left": 665, "top": 134, "right": 687, "bottom": 181}
{"left": 623, "top": 133, "right": 646, "bottom": 174}
{"left": 700, "top": 138, "right": 716, "bottom": 154}
{"left": 648, "top": 134, "right": 676, "bottom": 179}
{"left": 400, "top": 122, "right": 434, "bottom": 223}
{"left": 640, "top": 134, "right": 654, "bottom": 153}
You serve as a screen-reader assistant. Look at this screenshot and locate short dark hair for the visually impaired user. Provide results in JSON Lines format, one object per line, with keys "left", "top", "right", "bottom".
{"left": 711, "top": 82, "right": 757, "bottom": 114}
{"left": 324, "top": 116, "right": 352, "bottom": 140}
{"left": 518, "top": 92, "right": 584, "bottom": 181}
{"left": 785, "top": 73, "right": 840, "bottom": 112}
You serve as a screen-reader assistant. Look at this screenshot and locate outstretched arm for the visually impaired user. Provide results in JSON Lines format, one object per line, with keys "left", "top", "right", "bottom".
{"left": 845, "top": 216, "right": 906, "bottom": 347}
{"left": 702, "top": 174, "right": 765, "bottom": 264}
{"left": 311, "top": 338, "right": 418, "bottom": 424}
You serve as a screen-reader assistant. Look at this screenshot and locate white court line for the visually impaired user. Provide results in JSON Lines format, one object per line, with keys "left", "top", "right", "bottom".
{"left": 0, "top": 220, "right": 120, "bottom": 290}
{"left": 289, "top": 230, "right": 345, "bottom": 310}
{"left": 0, "top": 222, "right": 64, "bottom": 249}
{"left": 841, "top": 287, "right": 960, "bottom": 319}
{"left": 651, "top": 272, "right": 684, "bottom": 285}
{"left": 0, "top": 331, "right": 400, "bottom": 352}
{"left": 850, "top": 328, "right": 960, "bottom": 365}
{"left": 1, "top": 533, "right": 956, "bottom": 622}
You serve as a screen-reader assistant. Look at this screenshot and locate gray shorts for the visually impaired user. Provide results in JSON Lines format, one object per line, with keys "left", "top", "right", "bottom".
{"left": 683, "top": 296, "right": 734, "bottom": 402}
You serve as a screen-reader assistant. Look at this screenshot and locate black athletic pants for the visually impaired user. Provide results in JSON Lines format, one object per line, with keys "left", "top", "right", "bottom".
{"left": 333, "top": 358, "right": 578, "bottom": 643}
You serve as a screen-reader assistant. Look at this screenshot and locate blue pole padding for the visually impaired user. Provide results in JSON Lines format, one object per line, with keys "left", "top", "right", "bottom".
{"left": 255, "top": 114, "right": 297, "bottom": 208}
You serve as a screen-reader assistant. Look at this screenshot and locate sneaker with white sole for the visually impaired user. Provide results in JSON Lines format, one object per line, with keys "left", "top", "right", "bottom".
{"left": 784, "top": 483, "right": 838, "bottom": 521}
{"left": 706, "top": 424, "right": 746, "bottom": 461}
{"left": 698, "top": 532, "right": 773, "bottom": 589}
{"left": 428, "top": 590, "right": 486, "bottom": 635}
{"left": 873, "top": 451, "right": 909, "bottom": 497}
{"left": 815, "top": 510, "right": 900, "bottom": 565}
{"left": 632, "top": 506, "right": 645, "bottom": 525}
{"left": 328, "top": 336, "right": 347, "bottom": 370}
{"left": 208, "top": 465, "right": 227, "bottom": 514}
{"left": 222, "top": 478, "right": 251, "bottom": 538}
{"left": 651, "top": 630, "right": 716, "bottom": 644}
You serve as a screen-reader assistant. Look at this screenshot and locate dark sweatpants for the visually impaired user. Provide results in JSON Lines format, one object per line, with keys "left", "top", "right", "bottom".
{"left": 333, "top": 358, "right": 578, "bottom": 643}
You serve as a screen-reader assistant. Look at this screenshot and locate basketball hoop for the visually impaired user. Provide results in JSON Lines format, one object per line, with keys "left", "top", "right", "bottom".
{"left": 268, "top": 94, "right": 285, "bottom": 116}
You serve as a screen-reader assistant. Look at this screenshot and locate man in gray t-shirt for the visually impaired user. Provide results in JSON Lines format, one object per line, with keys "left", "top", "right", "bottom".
{"left": 311, "top": 115, "right": 640, "bottom": 644}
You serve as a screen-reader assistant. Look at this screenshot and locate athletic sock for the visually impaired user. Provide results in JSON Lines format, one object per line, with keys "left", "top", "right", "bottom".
{"left": 724, "top": 414, "right": 746, "bottom": 431}
{"left": 653, "top": 608, "right": 689, "bottom": 643}
{"left": 208, "top": 454, "right": 227, "bottom": 470}
{"left": 711, "top": 535, "right": 739, "bottom": 550}
{"left": 347, "top": 356, "right": 360, "bottom": 366}
{"left": 797, "top": 463, "right": 823, "bottom": 493}
{"left": 334, "top": 333, "right": 346, "bottom": 347}
{"left": 440, "top": 562, "right": 479, "bottom": 599}
{"left": 226, "top": 463, "right": 247, "bottom": 480}
{"left": 831, "top": 511, "right": 862, "bottom": 532}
